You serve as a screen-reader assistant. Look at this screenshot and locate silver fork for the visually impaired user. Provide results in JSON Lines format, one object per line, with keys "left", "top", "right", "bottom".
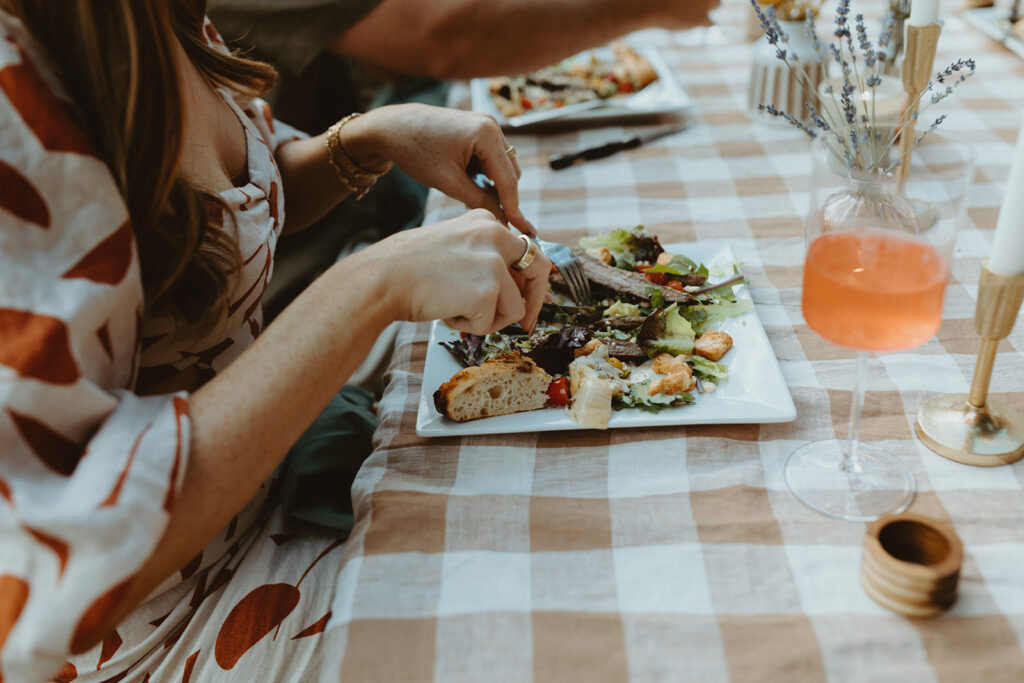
{"left": 534, "top": 237, "right": 591, "bottom": 304}
{"left": 469, "top": 170, "right": 591, "bottom": 303}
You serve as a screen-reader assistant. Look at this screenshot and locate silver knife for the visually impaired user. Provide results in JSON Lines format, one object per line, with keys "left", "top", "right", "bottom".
{"left": 548, "top": 123, "right": 688, "bottom": 170}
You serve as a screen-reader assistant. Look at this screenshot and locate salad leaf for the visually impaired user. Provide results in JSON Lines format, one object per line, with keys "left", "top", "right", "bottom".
{"left": 682, "top": 299, "right": 753, "bottom": 334}
{"left": 637, "top": 303, "right": 695, "bottom": 355}
{"left": 613, "top": 380, "right": 694, "bottom": 412}
{"left": 527, "top": 325, "right": 592, "bottom": 375}
{"left": 643, "top": 255, "right": 709, "bottom": 281}
{"left": 579, "top": 226, "right": 663, "bottom": 269}
{"left": 690, "top": 355, "right": 729, "bottom": 382}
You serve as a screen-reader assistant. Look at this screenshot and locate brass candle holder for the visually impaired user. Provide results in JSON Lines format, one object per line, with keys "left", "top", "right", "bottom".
{"left": 897, "top": 23, "right": 941, "bottom": 192}
{"left": 916, "top": 264, "right": 1024, "bottom": 466}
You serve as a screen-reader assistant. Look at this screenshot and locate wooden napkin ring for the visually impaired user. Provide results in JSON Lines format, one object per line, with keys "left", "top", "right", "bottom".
{"left": 860, "top": 513, "right": 964, "bottom": 618}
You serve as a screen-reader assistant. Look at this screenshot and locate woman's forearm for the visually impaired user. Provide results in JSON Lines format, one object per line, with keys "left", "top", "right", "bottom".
{"left": 274, "top": 112, "right": 392, "bottom": 233}
{"left": 78, "top": 250, "right": 393, "bottom": 649}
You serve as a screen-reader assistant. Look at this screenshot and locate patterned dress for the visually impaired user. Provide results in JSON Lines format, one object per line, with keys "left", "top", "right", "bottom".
{"left": 0, "top": 14, "right": 345, "bottom": 682}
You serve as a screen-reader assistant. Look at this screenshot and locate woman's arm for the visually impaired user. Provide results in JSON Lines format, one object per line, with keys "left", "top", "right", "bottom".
{"left": 78, "top": 209, "right": 550, "bottom": 648}
{"left": 273, "top": 104, "right": 536, "bottom": 236}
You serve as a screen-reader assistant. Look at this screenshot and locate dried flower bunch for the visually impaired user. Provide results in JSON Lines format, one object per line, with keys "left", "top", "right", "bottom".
{"left": 751, "top": 0, "right": 976, "bottom": 174}
{"left": 759, "top": 0, "right": 825, "bottom": 21}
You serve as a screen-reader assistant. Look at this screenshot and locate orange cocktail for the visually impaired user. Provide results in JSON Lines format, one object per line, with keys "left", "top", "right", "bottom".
{"left": 802, "top": 228, "right": 949, "bottom": 352}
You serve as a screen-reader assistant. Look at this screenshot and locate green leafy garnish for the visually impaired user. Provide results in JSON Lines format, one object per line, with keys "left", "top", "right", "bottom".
{"left": 637, "top": 303, "right": 695, "bottom": 355}
{"left": 579, "top": 226, "right": 662, "bottom": 270}
{"left": 690, "top": 355, "right": 729, "bottom": 382}
{"left": 613, "top": 380, "right": 694, "bottom": 412}
{"left": 682, "top": 299, "right": 753, "bottom": 334}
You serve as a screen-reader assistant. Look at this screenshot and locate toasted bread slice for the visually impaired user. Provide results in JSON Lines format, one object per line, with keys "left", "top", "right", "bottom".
{"left": 434, "top": 353, "right": 552, "bottom": 422}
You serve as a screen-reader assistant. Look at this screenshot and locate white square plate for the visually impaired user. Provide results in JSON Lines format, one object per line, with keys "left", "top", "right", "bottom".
{"left": 416, "top": 242, "right": 797, "bottom": 437}
{"left": 470, "top": 46, "right": 693, "bottom": 129}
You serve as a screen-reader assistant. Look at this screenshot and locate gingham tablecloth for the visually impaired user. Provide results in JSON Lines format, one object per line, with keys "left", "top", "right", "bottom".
{"left": 319, "top": 13, "right": 1024, "bottom": 682}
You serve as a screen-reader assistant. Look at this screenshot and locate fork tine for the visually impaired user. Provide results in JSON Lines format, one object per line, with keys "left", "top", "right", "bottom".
{"left": 561, "top": 266, "right": 581, "bottom": 303}
{"left": 565, "top": 263, "right": 590, "bottom": 304}
{"left": 571, "top": 263, "right": 591, "bottom": 302}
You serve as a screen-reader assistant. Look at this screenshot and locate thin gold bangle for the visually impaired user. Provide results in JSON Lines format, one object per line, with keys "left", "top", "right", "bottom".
{"left": 324, "top": 113, "right": 393, "bottom": 199}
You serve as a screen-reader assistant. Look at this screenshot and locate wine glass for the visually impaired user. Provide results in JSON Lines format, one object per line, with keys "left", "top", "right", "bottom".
{"left": 784, "top": 132, "right": 974, "bottom": 522}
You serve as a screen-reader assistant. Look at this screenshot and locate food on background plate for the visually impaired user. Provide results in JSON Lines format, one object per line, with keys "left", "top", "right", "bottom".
{"left": 488, "top": 42, "right": 659, "bottom": 118}
{"left": 435, "top": 227, "right": 750, "bottom": 427}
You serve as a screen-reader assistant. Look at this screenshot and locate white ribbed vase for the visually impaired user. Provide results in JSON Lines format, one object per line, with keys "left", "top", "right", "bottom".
{"left": 747, "top": 19, "right": 826, "bottom": 120}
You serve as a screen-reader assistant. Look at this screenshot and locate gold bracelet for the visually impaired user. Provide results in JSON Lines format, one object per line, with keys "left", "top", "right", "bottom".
{"left": 324, "top": 113, "right": 392, "bottom": 199}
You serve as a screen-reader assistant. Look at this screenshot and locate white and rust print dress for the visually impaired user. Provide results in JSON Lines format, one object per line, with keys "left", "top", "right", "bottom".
{"left": 0, "top": 15, "right": 345, "bottom": 683}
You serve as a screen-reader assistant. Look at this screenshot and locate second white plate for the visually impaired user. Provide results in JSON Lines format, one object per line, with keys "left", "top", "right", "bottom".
{"left": 470, "top": 46, "right": 693, "bottom": 129}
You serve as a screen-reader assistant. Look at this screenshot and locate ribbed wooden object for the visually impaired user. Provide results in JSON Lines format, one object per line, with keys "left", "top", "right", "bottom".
{"left": 861, "top": 513, "right": 964, "bottom": 618}
{"left": 748, "top": 60, "right": 826, "bottom": 120}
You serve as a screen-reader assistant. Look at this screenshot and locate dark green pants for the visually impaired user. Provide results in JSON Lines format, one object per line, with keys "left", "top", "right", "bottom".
{"left": 280, "top": 385, "right": 377, "bottom": 534}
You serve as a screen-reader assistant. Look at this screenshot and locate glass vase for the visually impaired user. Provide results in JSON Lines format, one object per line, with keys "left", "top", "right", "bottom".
{"left": 785, "top": 133, "right": 973, "bottom": 521}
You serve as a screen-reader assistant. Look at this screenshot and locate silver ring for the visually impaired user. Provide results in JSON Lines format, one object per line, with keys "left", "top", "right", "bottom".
{"left": 505, "top": 144, "right": 517, "bottom": 160}
{"left": 511, "top": 234, "right": 537, "bottom": 271}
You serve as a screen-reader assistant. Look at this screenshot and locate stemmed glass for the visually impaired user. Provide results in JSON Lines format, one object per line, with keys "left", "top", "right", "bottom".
{"left": 784, "top": 133, "right": 973, "bottom": 521}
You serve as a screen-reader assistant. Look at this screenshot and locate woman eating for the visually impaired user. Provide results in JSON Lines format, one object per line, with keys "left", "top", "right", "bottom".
{"left": 0, "top": 1, "right": 548, "bottom": 680}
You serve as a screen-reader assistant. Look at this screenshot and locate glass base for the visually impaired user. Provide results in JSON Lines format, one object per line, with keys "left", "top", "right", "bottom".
{"left": 784, "top": 439, "right": 915, "bottom": 522}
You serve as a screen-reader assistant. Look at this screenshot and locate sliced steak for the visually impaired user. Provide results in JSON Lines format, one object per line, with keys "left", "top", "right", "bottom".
{"left": 576, "top": 251, "right": 694, "bottom": 304}
{"left": 666, "top": 272, "right": 707, "bottom": 286}
{"left": 590, "top": 316, "right": 646, "bottom": 332}
{"left": 601, "top": 340, "right": 649, "bottom": 365}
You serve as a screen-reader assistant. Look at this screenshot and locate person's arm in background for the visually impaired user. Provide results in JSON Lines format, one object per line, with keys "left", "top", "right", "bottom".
{"left": 329, "top": 0, "right": 719, "bottom": 79}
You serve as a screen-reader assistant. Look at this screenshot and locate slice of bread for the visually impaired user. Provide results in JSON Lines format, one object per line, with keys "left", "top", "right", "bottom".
{"left": 434, "top": 353, "right": 552, "bottom": 422}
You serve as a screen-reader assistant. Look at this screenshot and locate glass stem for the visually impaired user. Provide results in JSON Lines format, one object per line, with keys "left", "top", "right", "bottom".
{"left": 841, "top": 352, "right": 869, "bottom": 474}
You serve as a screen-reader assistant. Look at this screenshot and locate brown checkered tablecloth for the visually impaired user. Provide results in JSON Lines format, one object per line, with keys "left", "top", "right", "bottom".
{"left": 319, "top": 11, "right": 1024, "bottom": 682}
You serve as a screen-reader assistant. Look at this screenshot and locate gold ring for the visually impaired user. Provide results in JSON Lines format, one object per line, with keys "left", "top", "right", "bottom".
{"left": 511, "top": 234, "right": 538, "bottom": 271}
{"left": 505, "top": 144, "right": 517, "bottom": 160}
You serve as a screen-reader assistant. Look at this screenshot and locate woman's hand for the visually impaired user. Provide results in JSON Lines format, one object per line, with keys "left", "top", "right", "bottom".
{"left": 341, "top": 104, "right": 536, "bottom": 236}
{"left": 369, "top": 209, "right": 549, "bottom": 335}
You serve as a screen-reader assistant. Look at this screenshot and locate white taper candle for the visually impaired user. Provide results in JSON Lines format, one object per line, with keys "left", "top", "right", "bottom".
{"left": 989, "top": 119, "right": 1024, "bottom": 275}
{"left": 908, "top": 0, "right": 940, "bottom": 26}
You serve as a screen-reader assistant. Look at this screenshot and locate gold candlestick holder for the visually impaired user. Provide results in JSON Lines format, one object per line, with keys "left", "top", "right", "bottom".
{"left": 897, "top": 23, "right": 941, "bottom": 192}
{"left": 916, "top": 264, "right": 1024, "bottom": 466}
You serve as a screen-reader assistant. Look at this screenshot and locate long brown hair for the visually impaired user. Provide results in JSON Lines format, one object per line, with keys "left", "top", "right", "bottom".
{"left": 3, "top": 0, "right": 277, "bottom": 326}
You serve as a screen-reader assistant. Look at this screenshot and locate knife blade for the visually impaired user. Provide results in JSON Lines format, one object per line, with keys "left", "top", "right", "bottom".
{"left": 548, "top": 124, "right": 688, "bottom": 170}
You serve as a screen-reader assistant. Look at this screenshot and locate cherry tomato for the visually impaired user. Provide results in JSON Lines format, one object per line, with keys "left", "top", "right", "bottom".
{"left": 521, "top": 97, "right": 533, "bottom": 110}
{"left": 546, "top": 377, "right": 570, "bottom": 406}
{"left": 635, "top": 263, "right": 654, "bottom": 272}
{"left": 666, "top": 280, "right": 685, "bottom": 292}
{"left": 619, "top": 81, "right": 635, "bottom": 93}
{"left": 645, "top": 272, "right": 667, "bottom": 286}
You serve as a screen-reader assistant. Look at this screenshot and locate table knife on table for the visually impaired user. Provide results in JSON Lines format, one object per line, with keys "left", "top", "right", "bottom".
{"left": 548, "top": 123, "right": 688, "bottom": 170}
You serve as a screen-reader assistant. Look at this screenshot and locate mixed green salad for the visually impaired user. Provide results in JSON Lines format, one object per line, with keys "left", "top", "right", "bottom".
{"left": 440, "top": 226, "right": 752, "bottom": 414}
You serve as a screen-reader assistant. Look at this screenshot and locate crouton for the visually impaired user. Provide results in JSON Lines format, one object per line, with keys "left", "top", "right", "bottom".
{"left": 650, "top": 369, "right": 696, "bottom": 396}
{"left": 656, "top": 252, "right": 675, "bottom": 266}
{"left": 574, "top": 339, "right": 603, "bottom": 357}
{"left": 585, "top": 247, "right": 614, "bottom": 265}
{"left": 652, "top": 352, "right": 688, "bottom": 376}
{"left": 694, "top": 330, "right": 733, "bottom": 362}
